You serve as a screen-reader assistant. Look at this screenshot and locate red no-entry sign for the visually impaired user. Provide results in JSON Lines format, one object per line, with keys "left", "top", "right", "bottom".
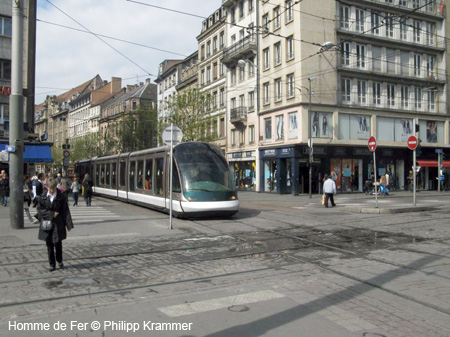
{"left": 368, "top": 136, "right": 377, "bottom": 152}
{"left": 407, "top": 135, "right": 418, "bottom": 150}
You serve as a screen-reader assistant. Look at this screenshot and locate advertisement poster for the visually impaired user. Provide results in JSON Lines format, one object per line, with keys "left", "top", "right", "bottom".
{"left": 341, "top": 159, "right": 354, "bottom": 192}
{"left": 289, "top": 112, "right": 298, "bottom": 139}
{"left": 399, "top": 119, "right": 413, "bottom": 142}
{"left": 311, "top": 112, "right": 332, "bottom": 138}
{"left": 426, "top": 121, "right": 438, "bottom": 143}
{"left": 356, "top": 116, "right": 370, "bottom": 139}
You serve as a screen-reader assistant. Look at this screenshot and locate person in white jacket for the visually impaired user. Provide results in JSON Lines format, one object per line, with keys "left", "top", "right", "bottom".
{"left": 323, "top": 172, "right": 337, "bottom": 208}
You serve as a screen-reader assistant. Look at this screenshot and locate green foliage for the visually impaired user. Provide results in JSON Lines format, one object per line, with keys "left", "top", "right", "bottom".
{"left": 161, "top": 88, "right": 217, "bottom": 143}
{"left": 71, "top": 132, "right": 101, "bottom": 162}
{"left": 117, "top": 105, "right": 158, "bottom": 153}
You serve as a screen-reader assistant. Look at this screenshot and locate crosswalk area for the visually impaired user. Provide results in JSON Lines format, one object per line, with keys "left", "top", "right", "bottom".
{"left": 69, "top": 203, "right": 120, "bottom": 223}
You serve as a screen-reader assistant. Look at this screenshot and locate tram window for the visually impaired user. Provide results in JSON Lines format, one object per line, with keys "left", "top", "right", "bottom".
{"left": 106, "top": 164, "right": 110, "bottom": 187}
{"left": 95, "top": 165, "right": 100, "bottom": 186}
{"left": 137, "top": 160, "right": 144, "bottom": 189}
{"left": 155, "top": 158, "right": 164, "bottom": 196}
{"left": 100, "top": 164, "right": 105, "bottom": 187}
{"left": 119, "top": 161, "right": 126, "bottom": 187}
{"left": 129, "top": 161, "right": 136, "bottom": 192}
{"left": 145, "top": 159, "right": 153, "bottom": 193}
{"left": 111, "top": 163, "right": 117, "bottom": 188}
{"left": 172, "top": 160, "right": 181, "bottom": 193}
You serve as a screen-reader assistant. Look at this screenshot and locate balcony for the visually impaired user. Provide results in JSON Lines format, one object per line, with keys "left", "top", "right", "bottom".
{"left": 230, "top": 107, "right": 247, "bottom": 127}
{"left": 222, "top": 35, "right": 257, "bottom": 67}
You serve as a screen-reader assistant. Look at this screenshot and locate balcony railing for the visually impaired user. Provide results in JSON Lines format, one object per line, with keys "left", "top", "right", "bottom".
{"left": 230, "top": 107, "right": 248, "bottom": 123}
{"left": 223, "top": 35, "right": 257, "bottom": 66}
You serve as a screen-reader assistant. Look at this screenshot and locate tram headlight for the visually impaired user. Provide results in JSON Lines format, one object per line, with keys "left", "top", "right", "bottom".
{"left": 231, "top": 196, "right": 237, "bottom": 200}
{"left": 188, "top": 197, "right": 197, "bottom": 201}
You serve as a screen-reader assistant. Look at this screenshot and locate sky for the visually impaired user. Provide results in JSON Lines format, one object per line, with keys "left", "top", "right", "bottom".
{"left": 35, "top": 0, "right": 222, "bottom": 104}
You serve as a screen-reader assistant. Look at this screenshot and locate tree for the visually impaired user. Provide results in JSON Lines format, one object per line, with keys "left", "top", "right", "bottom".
{"left": 162, "top": 88, "right": 216, "bottom": 143}
{"left": 118, "top": 105, "right": 158, "bottom": 153}
{"left": 70, "top": 132, "right": 100, "bottom": 162}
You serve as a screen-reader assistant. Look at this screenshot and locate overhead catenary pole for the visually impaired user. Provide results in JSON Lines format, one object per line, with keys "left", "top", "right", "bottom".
{"left": 169, "top": 123, "right": 174, "bottom": 230}
{"left": 9, "top": 0, "right": 24, "bottom": 229}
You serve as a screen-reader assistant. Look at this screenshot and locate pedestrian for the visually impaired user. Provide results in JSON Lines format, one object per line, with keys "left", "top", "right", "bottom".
{"left": 0, "top": 171, "right": 9, "bottom": 206}
{"left": 82, "top": 173, "right": 94, "bottom": 206}
{"left": 380, "top": 172, "right": 388, "bottom": 196}
{"left": 37, "top": 177, "right": 73, "bottom": 272}
{"left": 323, "top": 173, "right": 337, "bottom": 208}
{"left": 71, "top": 177, "right": 81, "bottom": 206}
{"left": 23, "top": 175, "right": 34, "bottom": 222}
{"left": 58, "top": 173, "right": 70, "bottom": 201}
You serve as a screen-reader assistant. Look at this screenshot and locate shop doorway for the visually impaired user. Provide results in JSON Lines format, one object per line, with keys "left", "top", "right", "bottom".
{"left": 263, "top": 159, "right": 277, "bottom": 192}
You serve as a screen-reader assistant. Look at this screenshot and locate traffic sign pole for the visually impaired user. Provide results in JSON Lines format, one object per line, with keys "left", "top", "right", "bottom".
{"left": 169, "top": 124, "right": 174, "bottom": 230}
{"left": 413, "top": 149, "right": 416, "bottom": 206}
{"left": 368, "top": 136, "right": 378, "bottom": 209}
{"left": 438, "top": 152, "right": 441, "bottom": 193}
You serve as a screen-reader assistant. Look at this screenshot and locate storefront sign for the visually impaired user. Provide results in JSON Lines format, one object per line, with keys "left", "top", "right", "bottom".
{"left": 0, "top": 86, "right": 11, "bottom": 96}
{"left": 303, "top": 146, "right": 327, "bottom": 155}
{"left": 382, "top": 149, "right": 393, "bottom": 156}
{"left": 245, "top": 151, "right": 253, "bottom": 157}
{"left": 279, "top": 147, "right": 294, "bottom": 157}
{"left": 353, "top": 148, "right": 371, "bottom": 156}
{"left": 262, "top": 149, "right": 276, "bottom": 157}
{"left": 334, "top": 147, "right": 347, "bottom": 155}
{"left": 232, "top": 152, "right": 243, "bottom": 159}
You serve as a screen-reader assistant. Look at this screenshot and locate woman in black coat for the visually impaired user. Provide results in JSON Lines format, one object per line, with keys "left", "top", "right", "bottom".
{"left": 37, "top": 177, "right": 73, "bottom": 272}
{"left": 82, "top": 173, "right": 93, "bottom": 206}
{"left": 0, "top": 172, "right": 9, "bottom": 206}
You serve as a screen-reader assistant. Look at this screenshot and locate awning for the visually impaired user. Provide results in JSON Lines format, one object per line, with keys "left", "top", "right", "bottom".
{"left": 417, "top": 160, "right": 450, "bottom": 168}
{"left": 0, "top": 144, "right": 53, "bottom": 163}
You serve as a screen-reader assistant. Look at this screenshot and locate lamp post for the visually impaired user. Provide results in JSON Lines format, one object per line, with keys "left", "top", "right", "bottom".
{"left": 308, "top": 76, "right": 316, "bottom": 199}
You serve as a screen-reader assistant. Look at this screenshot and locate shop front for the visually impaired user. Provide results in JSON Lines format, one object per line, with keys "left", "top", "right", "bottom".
{"left": 228, "top": 151, "right": 256, "bottom": 191}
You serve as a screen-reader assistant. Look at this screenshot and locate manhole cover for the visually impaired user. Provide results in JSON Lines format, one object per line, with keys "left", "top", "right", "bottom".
{"left": 228, "top": 305, "right": 249, "bottom": 312}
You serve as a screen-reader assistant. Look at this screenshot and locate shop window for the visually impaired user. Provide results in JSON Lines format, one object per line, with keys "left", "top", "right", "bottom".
{"left": 419, "top": 120, "right": 444, "bottom": 143}
{"left": 377, "top": 117, "right": 413, "bottom": 142}
{"left": 311, "top": 112, "right": 332, "bottom": 138}
{"left": 338, "top": 114, "right": 370, "bottom": 140}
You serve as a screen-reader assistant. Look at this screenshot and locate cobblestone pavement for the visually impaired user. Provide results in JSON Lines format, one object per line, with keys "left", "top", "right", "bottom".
{"left": 0, "top": 192, "right": 450, "bottom": 336}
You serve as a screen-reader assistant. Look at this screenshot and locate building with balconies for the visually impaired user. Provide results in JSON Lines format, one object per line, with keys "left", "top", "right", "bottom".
{"left": 254, "top": 0, "right": 449, "bottom": 194}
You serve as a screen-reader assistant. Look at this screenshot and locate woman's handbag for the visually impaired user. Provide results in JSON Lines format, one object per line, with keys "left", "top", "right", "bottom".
{"left": 40, "top": 220, "right": 53, "bottom": 231}
{"left": 321, "top": 194, "right": 326, "bottom": 205}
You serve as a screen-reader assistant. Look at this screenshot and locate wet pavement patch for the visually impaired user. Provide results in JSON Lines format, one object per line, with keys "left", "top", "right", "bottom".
{"left": 61, "top": 277, "right": 98, "bottom": 286}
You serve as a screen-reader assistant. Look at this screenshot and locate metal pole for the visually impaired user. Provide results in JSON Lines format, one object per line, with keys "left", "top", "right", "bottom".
{"left": 373, "top": 151, "right": 378, "bottom": 208}
{"left": 9, "top": 0, "right": 24, "bottom": 229}
{"left": 438, "top": 152, "right": 441, "bottom": 192}
{"left": 308, "top": 79, "right": 312, "bottom": 199}
{"left": 413, "top": 149, "right": 416, "bottom": 206}
{"left": 169, "top": 123, "right": 173, "bottom": 230}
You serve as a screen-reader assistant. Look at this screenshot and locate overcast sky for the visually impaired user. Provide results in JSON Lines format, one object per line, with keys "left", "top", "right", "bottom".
{"left": 35, "top": 0, "right": 221, "bottom": 104}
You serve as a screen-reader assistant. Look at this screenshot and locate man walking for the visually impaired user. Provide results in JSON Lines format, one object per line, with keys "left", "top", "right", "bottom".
{"left": 323, "top": 172, "right": 337, "bottom": 208}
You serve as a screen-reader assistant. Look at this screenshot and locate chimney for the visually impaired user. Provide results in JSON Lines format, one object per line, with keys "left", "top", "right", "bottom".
{"left": 111, "top": 77, "right": 122, "bottom": 93}
{"left": 126, "top": 85, "right": 134, "bottom": 92}
{"left": 140, "top": 82, "right": 144, "bottom": 86}
{"left": 146, "top": 78, "right": 151, "bottom": 84}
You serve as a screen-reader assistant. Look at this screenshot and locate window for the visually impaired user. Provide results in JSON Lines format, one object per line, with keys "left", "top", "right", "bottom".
{"left": 286, "top": 36, "right": 294, "bottom": 60}
{"left": 401, "top": 86, "right": 409, "bottom": 108}
{"left": 239, "top": 64, "right": 245, "bottom": 81}
{"left": 386, "top": 48, "right": 396, "bottom": 74}
{"left": 386, "top": 15, "right": 394, "bottom": 38}
{"left": 265, "top": 118, "right": 272, "bottom": 141}
{"left": 249, "top": 125, "right": 255, "bottom": 144}
{"left": 239, "top": 129, "right": 245, "bottom": 145}
{"left": 372, "top": 46, "right": 382, "bottom": 72}
{"left": 201, "top": 69, "right": 205, "bottom": 85}
{"left": 371, "top": 12, "right": 380, "bottom": 35}
{"left": 427, "top": 55, "right": 435, "bottom": 77}
{"left": 213, "top": 62, "right": 218, "bottom": 79}
{"left": 428, "top": 90, "right": 436, "bottom": 111}
{"left": 401, "top": 51, "right": 410, "bottom": 75}
{"left": 341, "top": 42, "right": 350, "bottom": 66}
{"left": 400, "top": 21, "right": 408, "bottom": 40}
{"left": 0, "top": 59, "right": 11, "bottom": 80}
{"left": 414, "top": 54, "right": 421, "bottom": 76}
{"left": 219, "top": 118, "right": 225, "bottom": 137}
{"left": 387, "top": 84, "right": 395, "bottom": 107}
{"left": 276, "top": 115, "right": 284, "bottom": 140}
{"left": 338, "top": 114, "right": 371, "bottom": 140}
{"left": 248, "top": 0, "right": 253, "bottom": 12}
{"left": 262, "top": 14, "right": 269, "bottom": 34}
{"left": 220, "top": 31, "right": 225, "bottom": 48}
{"left": 286, "top": 0, "right": 293, "bottom": 22}
{"left": 213, "top": 91, "right": 218, "bottom": 108}
{"left": 220, "top": 88, "right": 225, "bottom": 106}
{"left": 201, "top": 45, "right": 205, "bottom": 60}
{"left": 356, "top": 44, "right": 366, "bottom": 68}
{"left": 426, "top": 0, "right": 436, "bottom": 12}
{"left": 231, "top": 129, "right": 237, "bottom": 146}
{"left": 415, "top": 87, "right": 423, "bottom": 109}
{"left": 287, "top": 73, "right": 294, "bottom": 98}
{"left": 373, "top": 82, "right": 381, "bottom": 105}
{"left": 355, "top": 9, "right": 364, "bottom": 32}
{"left": 129, "top": 161, "right": 136, "bottom": 191}
{"left": 288, "top": 112, "right": 298, "bottom": 138}
{"left": 231, "top": 97, "right": 236, "bottom": 109}
{"left": 154, "top": 158, "right": 164, "bottom": 196}
{"left": 311, "top": 112, "right": 332, "bottom": 138}
{"left": 273, "top": 6, "right": 281, "bottom": 30}
{"left": 137, "top": 160, "right": 144, "bottom": 189}
{"left": 413, "top": 20, "right": 421, "bottom": 42}
{"left": 340, "top": 5, "right": 350, "bottom": 29}
{"left": 239, "top": 0, "right": 244, "bottom": 17}
{"left": 249, "top": 56, "right": 255, "bottom": 77}
{"left": 342, "top": 78, "right": 351, "bottom": 103}
{"left": 0, "top": 16, "right": 12, "bottom": 37}
{"left": 230, "top": 6, "right": 236, "bottom": 23}
{"left": 230, "top": 67, "right": 236, "bottom": 85}
{"left": 357, "top": 80, "right": 367, "bottom": 104}
{"left": 426, "top": 22, "right": 435, "bottom": 45}
{"left": 263, "top": 82, "right": 270, "bottom": 104}
{"left": 213, "top": 36, "right": 218, "bottom": 52}
{"left": 275, "top": 78, "right": 282, "bottom": 101}
{"left": 239, "top": 94, "right": 245, "bottom": 107}
{"left": 248, "top": 91, "right": 255, "bottom": 111}
{"left": 377, "top": 117, "right": 414, "bottom": 142}
{"left": 207, "top": 66, "right": 211, "bottom": 82}
{"left": 263, "top": 48, "right": 270, "bottom": 69}
{"left": 206, "top": 41, "right": 211, "bottom": 56}
{"left": 420, "top": 120, "right": 444, "bottom": 143}
{"left": 412, "top": 0, "right": 420, "bottom": 9}
{"left": 274, "top": 42, "right": 281, "bottom": 65}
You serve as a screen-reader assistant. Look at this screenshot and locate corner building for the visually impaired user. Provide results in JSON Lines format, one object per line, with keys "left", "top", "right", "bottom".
{"left": 224, "top": 0, "right": 449, "bottom": 193}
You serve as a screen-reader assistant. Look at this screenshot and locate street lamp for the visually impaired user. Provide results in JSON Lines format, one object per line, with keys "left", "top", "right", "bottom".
{"left": 308, "top": 76, "right": 317, "bottom": 199}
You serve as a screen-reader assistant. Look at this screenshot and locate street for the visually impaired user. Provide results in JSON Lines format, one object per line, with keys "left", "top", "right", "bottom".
{"left": 0, "top": 191, "right": 450, "bottom": 336}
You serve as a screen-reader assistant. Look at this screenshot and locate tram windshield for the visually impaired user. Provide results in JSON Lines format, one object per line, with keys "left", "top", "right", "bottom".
{"left": 174, "top": 143, "right": 235, "bottom": 193}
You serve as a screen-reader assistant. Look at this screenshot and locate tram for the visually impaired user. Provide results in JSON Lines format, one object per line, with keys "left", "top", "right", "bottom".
{"left": 75, "top": 142, "right": 239, "bottom": 218}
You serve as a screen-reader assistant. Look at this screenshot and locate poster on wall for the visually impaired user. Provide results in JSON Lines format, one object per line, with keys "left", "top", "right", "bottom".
{"left": 399, "top": 119, "right": 413, "bottom": 142}
{"left": 289, "top": 112, "right": 298, "bottom": 139}
{"left": 341, "top": 159, "right": 353, "bottom": 192}
{"left": 311, "top": 112, "right": 332, "bottom": 138}
{"left": 426, "top": 121, "right": 438, "bottom": 143}
{"left": 356, "top": 116, "right": 370, "bottom": 139}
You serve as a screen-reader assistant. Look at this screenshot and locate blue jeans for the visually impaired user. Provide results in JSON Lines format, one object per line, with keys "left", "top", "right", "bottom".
{"left": 2, "top": 196, "right": 7, "bottom": 206}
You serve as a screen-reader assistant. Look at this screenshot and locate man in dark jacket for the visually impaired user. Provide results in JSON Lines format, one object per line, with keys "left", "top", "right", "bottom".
{"left": 37, "top": 178, "right": 73, "bottom": 272}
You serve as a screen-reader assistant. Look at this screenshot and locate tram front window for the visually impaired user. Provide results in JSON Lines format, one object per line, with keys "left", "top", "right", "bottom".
{"left": 174, "top": 143, "right": 234, "bottom": 193}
